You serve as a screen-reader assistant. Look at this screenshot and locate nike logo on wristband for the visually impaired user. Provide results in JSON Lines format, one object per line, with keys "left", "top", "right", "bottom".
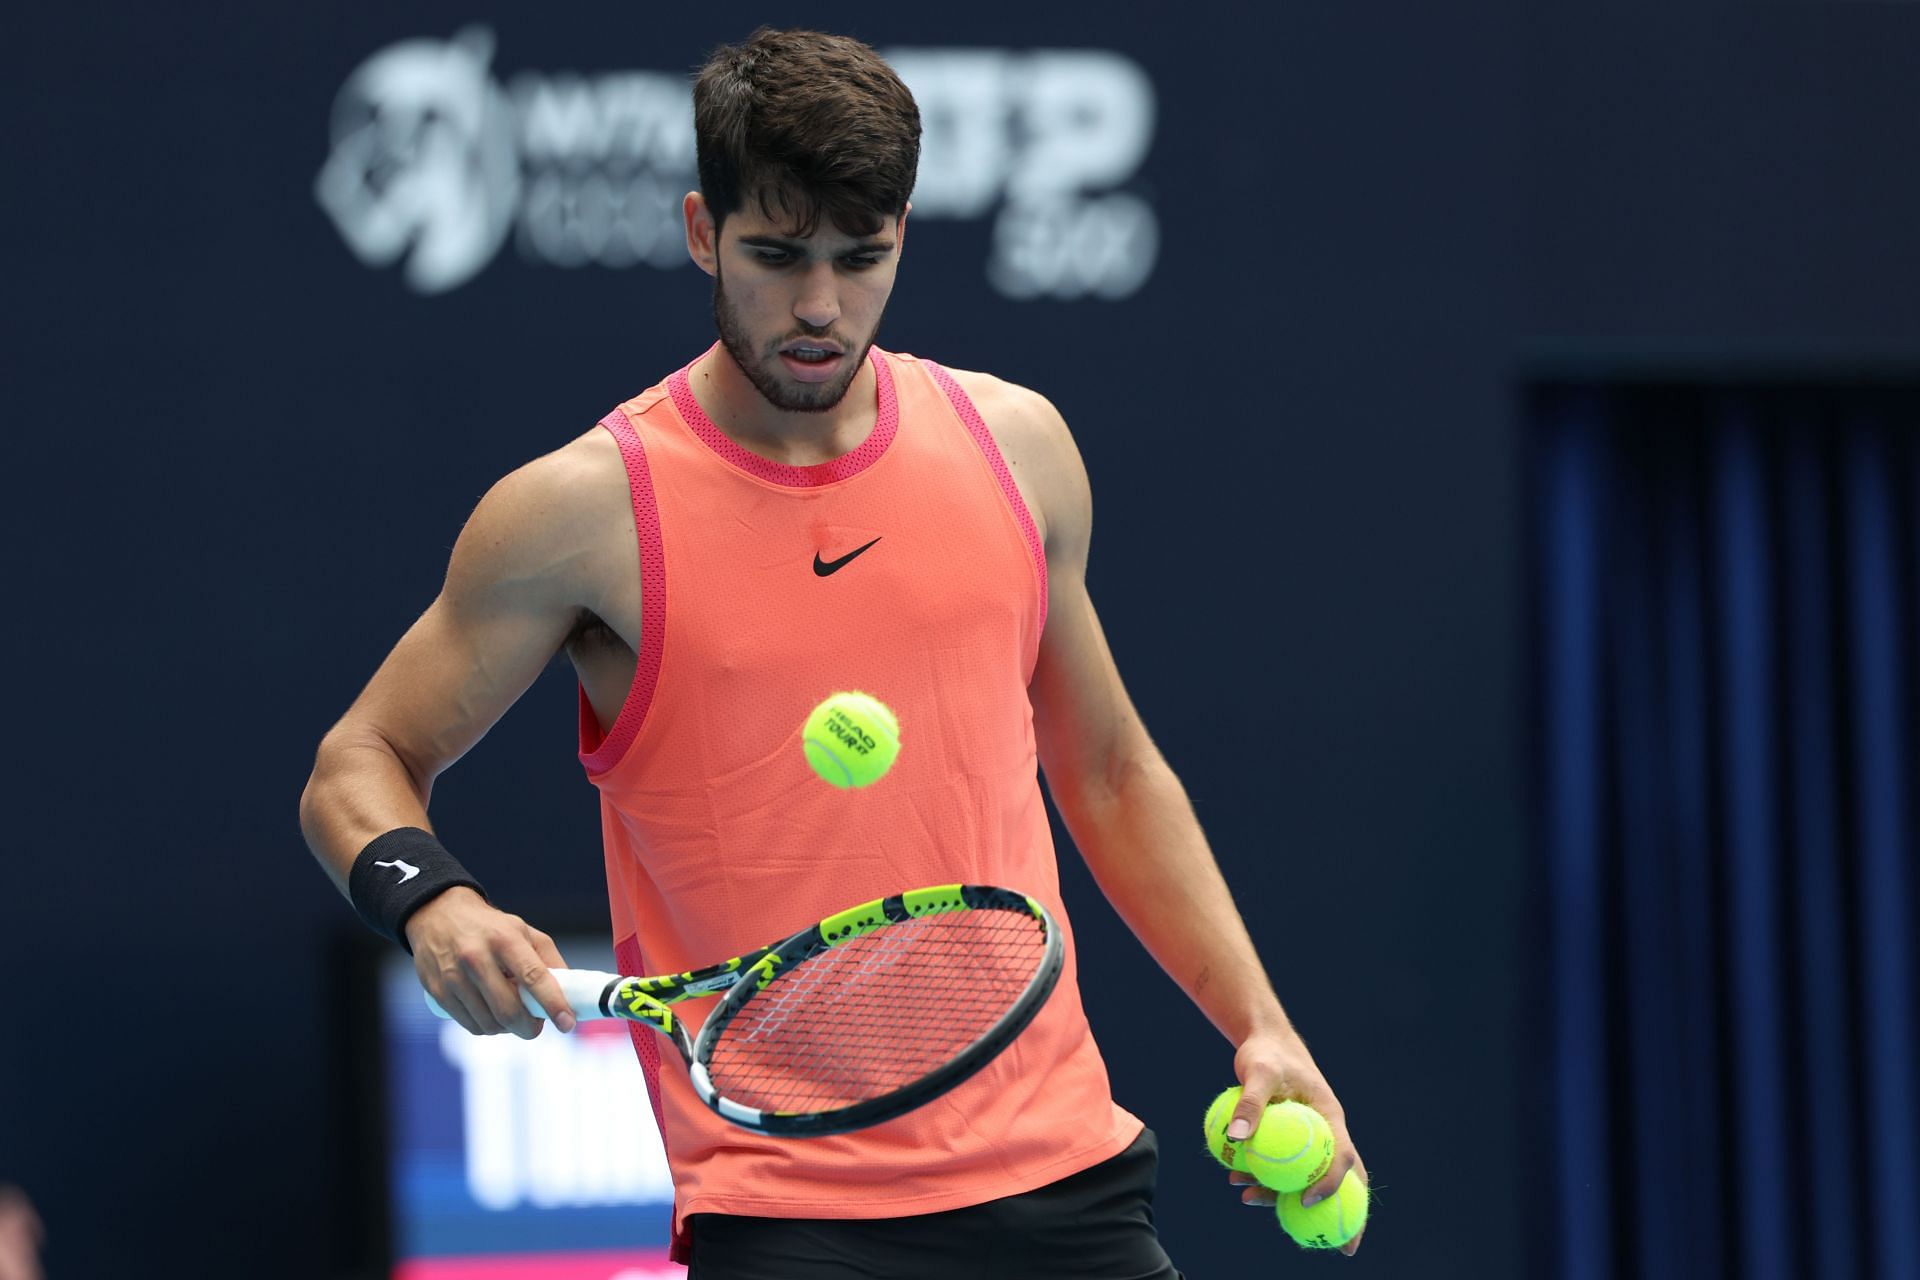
{"left": 376, "top": 858, "right": 422, "bottom": 884}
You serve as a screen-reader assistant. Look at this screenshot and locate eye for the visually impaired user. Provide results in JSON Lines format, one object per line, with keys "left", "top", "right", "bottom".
{"left": 843, "top": 255, "right": 882, "bottom": 270}
{"left": 753, "top": 249, "right": 794, "bottom": 266}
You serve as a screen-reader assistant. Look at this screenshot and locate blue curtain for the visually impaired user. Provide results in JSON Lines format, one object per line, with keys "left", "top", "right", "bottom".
{"left": 1530, "top": 384, "right": 1920, "bottom": 1280}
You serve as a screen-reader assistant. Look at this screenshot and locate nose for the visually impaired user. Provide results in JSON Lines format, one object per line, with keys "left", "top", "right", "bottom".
{"left": 793, "top": 260, "right": 840, "bottom": 331}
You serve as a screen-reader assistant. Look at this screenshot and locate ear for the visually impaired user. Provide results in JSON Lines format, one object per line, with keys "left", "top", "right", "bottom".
{"left": 896, "top": 202, "right": 911, "bottom": 257}
{"left": 685, "top": 191, "right": 719, "bottom": 277}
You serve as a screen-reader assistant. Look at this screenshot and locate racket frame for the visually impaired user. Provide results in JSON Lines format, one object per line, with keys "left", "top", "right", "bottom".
{"left": 685, "top": 884, "right": 1064, "bottom": 1136}
{"left": 579, "top": 885, "right": 1060, "bottom": 1136}
{"left": 428, "top": 883, "right": 1064, "bottom": 1138}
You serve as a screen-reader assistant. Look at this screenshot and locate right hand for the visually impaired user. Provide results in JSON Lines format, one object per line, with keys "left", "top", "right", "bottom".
{"left": 405, "top": 886, "right": 576, "bottom": 1039}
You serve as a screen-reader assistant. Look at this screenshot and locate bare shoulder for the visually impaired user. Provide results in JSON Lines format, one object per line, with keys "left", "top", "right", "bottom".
{"left": 445, "top": 424, "right": 632, "bottom": 611}
{"left": 938, "top": 365, "right": 1091, "bottom": 560}
{"left": 939, "top": 366, "right": 1074, "bottom": 454}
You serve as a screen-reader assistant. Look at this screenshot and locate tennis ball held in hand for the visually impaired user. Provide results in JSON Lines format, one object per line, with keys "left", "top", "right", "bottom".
{"left": 1245, "top": 1100, "right": 1335, "bottom": 1193}
{"left": 1203, "top": 1086, "right": 1251, "bottom": 1171}
{"left": 802, "top": 691, "right": 901, "bottom": 788}
{"left": 1203, "top": 1089, "right": 1335, "bottom": 1192}
{"left": 1277, "top": 1168, "right": 1369, "bottom": 1250}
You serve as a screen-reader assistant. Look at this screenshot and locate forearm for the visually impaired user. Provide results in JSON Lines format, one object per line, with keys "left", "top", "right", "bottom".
{"left": 1053, "top": 749, "right": 1297, "bottom": 1049}
{"left": 298, "top": 729, "right": 437, "bottom": 895}
{"left": 301, "top": 729, "right": 564, "bottom": 1036}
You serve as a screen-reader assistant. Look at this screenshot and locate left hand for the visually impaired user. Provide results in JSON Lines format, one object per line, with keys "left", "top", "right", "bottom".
{"left": 1222, "top": 1029, "right": 1369, "bottom": 1257}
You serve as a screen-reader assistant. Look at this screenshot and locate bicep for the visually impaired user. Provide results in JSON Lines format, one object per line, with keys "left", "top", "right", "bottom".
{"left": 1032, "top": 574, "right": 1151, "bottom": 809}
{"left": 960, "top": 369, "right": 1151, "bottom": 802}
{"left": 1027, "top": 413, "right": 1152, "bottom": 807}
{"left": 327, "top": 458, "right": 597, "bottom": 784}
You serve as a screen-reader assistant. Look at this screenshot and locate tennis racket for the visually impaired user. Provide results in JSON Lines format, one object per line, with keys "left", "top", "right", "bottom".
{"left": 424, "top": 883, "right": 1064, "bottom": 1137}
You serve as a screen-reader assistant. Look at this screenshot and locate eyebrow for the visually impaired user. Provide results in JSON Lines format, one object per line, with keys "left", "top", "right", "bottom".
{"left": 737, "top": 235, "right": 895, "bottom": 255}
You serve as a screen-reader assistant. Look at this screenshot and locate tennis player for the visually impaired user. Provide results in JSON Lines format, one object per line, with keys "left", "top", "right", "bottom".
{"left": 300, "top": 27, "right": 1367, "bottom": 1275}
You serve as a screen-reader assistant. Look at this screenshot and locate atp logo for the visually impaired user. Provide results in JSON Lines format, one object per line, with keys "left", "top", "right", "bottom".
{"left": 316, "top": 30, "right": 1159, "bottom": 299}
{"left": 314, "top": 27, "right": 519, "bottom": 294}
{"left": 889, "top": 48, "right": 1159, "bottom": 300}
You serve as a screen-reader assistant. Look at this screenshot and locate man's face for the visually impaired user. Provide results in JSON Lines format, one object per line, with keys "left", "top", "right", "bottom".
{"left": 709, "top": 204, "right": 904, "bottom": 414}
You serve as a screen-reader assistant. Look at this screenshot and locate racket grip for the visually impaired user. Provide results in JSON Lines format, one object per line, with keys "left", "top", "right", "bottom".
{"left": 421, "top": 968, "right": 623, "bottom": 1023}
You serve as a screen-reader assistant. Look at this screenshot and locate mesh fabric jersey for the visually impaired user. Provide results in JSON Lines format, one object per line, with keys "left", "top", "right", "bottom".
{"left": 577, "top": 346, "right": 1141, "bottom": 1264}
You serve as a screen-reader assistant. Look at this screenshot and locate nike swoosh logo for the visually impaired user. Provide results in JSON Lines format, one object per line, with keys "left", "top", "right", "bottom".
{"left": 375, "top": 858, "right": 421, "bottom": 884}
{"left": 813, "top": 537, "right": 881, "bottom": 577}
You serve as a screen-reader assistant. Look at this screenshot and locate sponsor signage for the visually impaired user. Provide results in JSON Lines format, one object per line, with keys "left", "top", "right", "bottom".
{"left": 317, "top": 29, "right": 1157, "bottom": 300}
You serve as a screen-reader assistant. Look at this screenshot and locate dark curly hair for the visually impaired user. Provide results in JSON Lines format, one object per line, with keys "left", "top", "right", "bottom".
{"left": 693, "top": 28, "right": 921, "bottom": 238}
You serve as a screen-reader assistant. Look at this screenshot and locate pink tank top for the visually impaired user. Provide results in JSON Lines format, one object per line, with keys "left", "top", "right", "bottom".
{"left": 576, "top": 346, "right": 1140, "bottom": 1261}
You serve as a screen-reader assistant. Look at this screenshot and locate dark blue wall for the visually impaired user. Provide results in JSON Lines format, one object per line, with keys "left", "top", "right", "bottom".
{"left": 4, "top": 5, "right": 1916, "bottom": 1277}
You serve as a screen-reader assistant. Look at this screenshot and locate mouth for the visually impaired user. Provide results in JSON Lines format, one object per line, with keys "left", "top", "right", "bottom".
{"left": 778, "top": 341, "right": 849, "bottom": 383}
{"left": 780, "top": 341, "right": 844, "bottom": 363}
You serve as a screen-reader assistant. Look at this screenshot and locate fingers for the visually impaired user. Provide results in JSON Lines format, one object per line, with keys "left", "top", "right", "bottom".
{"left": 1231, "top": 1161, "right": 1371, "bottom": 1255}
{"left": 1301, "top": 1154, "right": 1349, "bottom": 1208}
{"left": 1228, "top": 1126, "right": 1370, "bottom": 1257}
{"left": 1228, "top": 1171, "right": 1278, "bottom": 1208}
{"left": 514, "top": 927, "right": 577, "bottom": 1034}
{"left": 425, "top": 962, "right": 507, "bottom": 1036}
{"left": 1302, "top": 1111, "right": 1362, "bottom": 1204}
{"left": 1226, "top": 1068, "right": 1281, "bottom": 1142}
{"left": 470, "top": 936, "right": 576, "bottom": 1043}
{"left": 417, "top": 918, "right": 574, "bottom": 1039}
{"left": 1301, "top": 1141, "right": 1367, "bottom": 1257}
{"left": 1336, "top": 1154, "right": 1370, "bottom": 1256}
{"left": 473, "top": 964, "right": 537, "bottom": 1038}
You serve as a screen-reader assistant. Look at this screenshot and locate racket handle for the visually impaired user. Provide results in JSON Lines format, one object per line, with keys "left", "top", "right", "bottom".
{"left": 421, "top": 968, "right": 623, "bottom": 1023}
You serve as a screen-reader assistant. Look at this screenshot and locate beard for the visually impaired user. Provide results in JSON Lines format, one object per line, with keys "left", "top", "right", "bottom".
{"left": 711, "top": 265, "right": 882, "bottom": 414}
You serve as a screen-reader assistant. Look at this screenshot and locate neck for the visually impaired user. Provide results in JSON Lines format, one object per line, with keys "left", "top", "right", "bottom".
{"left": 687, "top": 343, "right": 878, "bottom": 467}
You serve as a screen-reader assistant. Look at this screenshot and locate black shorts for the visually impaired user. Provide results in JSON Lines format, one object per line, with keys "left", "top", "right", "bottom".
{"left": 686, "top": 1126, "right": 1186, "bottom": 1280}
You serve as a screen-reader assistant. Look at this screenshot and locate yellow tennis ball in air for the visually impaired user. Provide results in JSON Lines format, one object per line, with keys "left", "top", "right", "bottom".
{"left": 1244, "top": 1100, "right": 1335, "bottom": 1193}
{"left": 802, "top": 691, "right": 901, "bottom": 789}
{"left": 1202, "top": 1086, "right": 1251, "bottom": 1171}
{"left": 1277, "top": 1168, "right": 1369, "bottom": 1250}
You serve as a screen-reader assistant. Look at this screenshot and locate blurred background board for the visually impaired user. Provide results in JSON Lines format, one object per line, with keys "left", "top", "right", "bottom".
{"left": 367, "top": 937, "right": 678, "bottom": 1278}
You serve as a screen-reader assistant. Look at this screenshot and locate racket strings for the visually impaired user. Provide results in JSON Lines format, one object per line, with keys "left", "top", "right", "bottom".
{"left": 704, "top": 909, "right": 1047, "bottom": 1115}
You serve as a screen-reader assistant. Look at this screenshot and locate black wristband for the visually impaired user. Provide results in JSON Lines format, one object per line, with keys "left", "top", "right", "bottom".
{"left": 348, "top": 827, "right": 487, "bottom": 953}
